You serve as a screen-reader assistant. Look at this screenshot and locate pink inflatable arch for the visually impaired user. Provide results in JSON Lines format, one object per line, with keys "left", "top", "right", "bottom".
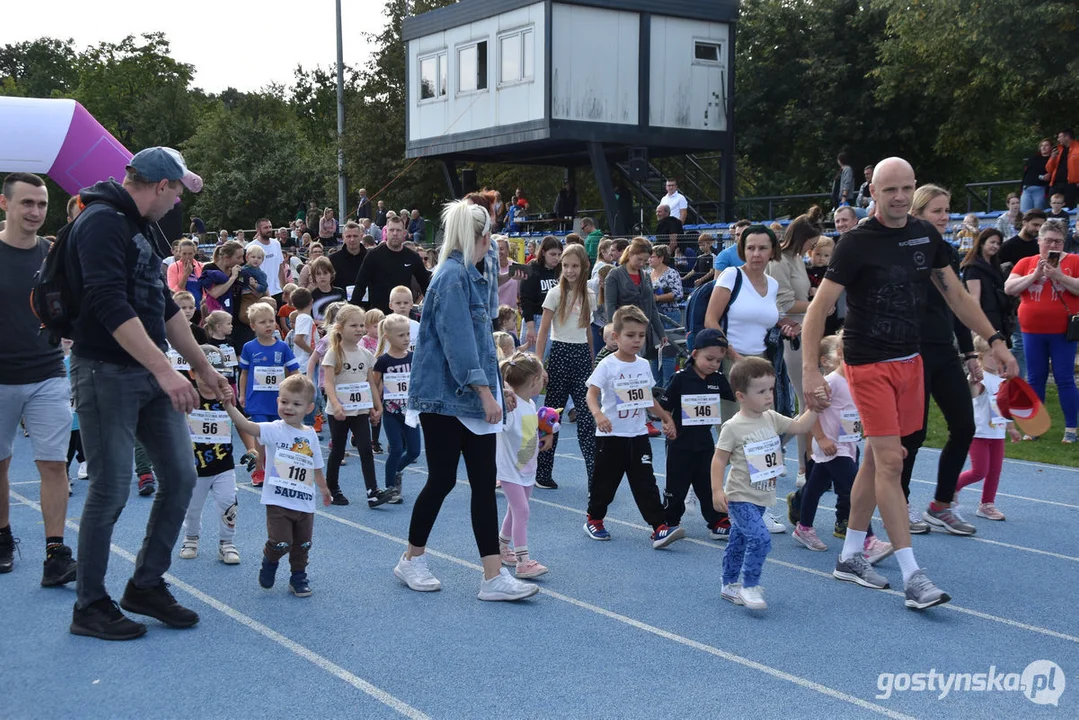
{"left": 0, "top": 96, "right": 132, "bottom": 195}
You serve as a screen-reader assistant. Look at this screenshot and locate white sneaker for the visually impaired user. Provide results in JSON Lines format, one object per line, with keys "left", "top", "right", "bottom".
{"left": 738, "top": 584, "right": 767, "bottom": 610}
{"left": 394, "top": 552, "right": 441, "bottom": 592}
{"left": 721, "top": 583, "right": 743, "bottom": 605}
{"left": 795, "top": 471, "right": 807, "bottom": 488}
{"left": 478, "top": 567, "right": 539, "bottom": 602}
{"left": 763, "top": 510, "right": 786, "bottom": 534}
{"left": 218, "top": 542, "right": 240, "bottom": 564}
{"left": 77, "top": 462, "right": 89, "bottom": 480}
{"left": 179, "top": 537, "right": 198, "bottom": 560}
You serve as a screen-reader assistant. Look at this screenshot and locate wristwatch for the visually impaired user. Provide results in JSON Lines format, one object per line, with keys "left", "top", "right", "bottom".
{"left": 987, "top": 331, "right": 1007, "bottom": 347}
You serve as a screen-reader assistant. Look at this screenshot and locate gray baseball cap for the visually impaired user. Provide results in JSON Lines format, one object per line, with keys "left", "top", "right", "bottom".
{"left": 127, "top": 147, "right": 203, "bottom": 193}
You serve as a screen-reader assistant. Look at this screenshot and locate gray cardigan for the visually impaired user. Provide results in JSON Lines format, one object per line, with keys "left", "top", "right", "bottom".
{"left": 604, "top": 265, "right": 669, "bottom": 353}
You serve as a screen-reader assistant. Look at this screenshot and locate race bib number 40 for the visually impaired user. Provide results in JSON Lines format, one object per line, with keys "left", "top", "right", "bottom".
{"left": 337, "top": 382, "right": 373, "bottom": 412}
{"left": 188, "top": 410, "right": 232, "bottom": 444}
{"left": 383, "top": 372, "right": 409, "bottom": 401}
{"left": 613, "top": 377, "right": 653, "bottom": 411}
{"left": 745, "top": 435, "right": 783, "bottom": 490}
{"left": 253, "top": 366, "right": 284, "bottom": 391}
{"left": 681, "top": 393, "right": 720, "bottom": 426}
{"left": 838, "top": 409, "right": 863, "bottom": 443}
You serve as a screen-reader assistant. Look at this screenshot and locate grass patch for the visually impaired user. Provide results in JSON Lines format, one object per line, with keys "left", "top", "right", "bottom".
{"left": 924, "top": 384, "right": 1079, "bottom": 467}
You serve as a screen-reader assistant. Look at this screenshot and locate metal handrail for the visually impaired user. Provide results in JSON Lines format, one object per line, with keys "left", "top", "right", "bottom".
{"left": 734, "top": 192, "right": 831, "bottom": 221}
{"left": 964, "top": 179, "right": 1021, "bottom": 214}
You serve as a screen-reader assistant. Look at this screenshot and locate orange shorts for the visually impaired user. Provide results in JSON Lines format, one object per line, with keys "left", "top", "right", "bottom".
{"left": 844, "top": 356, "right": 925, "bottom": 438}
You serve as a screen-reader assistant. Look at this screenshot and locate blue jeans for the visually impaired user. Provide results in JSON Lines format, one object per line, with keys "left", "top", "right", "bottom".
{"left": 72, "top": 358, "right": 197, "bottom": 608}
{"left": 1023, "top": 331, "right": 1079, "bottom": 428}
{"left": 383, "top": 411, "right": 421, "bottom": 489}
{"left": 723, "top": 501, "right": 772, "bottom": 587}
{"left": 1010, "top": 330, "right": 1026, "bottom": 380}
{"left": 1021, "top": 186, "right": 1047, "bottom": 212}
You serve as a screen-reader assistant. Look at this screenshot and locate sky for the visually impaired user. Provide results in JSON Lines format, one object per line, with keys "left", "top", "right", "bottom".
{"left": 2, "top": 0, "right": 390, "bottom": 93}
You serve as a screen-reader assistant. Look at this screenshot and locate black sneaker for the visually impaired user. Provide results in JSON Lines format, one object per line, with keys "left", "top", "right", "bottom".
{"left": 239, "top": 451, "right": 257, "bottom": 473}
{"left": 137, "top": 473, "right": 156, "bottom": 496}
{"left": 71, "top": 597, "right": 147, "bottom": 641}
{"left": 535, "top": 478, "right": 558, "bottom": 490}
{"left": 331, "top": 492, "right": 350, "bottom": 506}
{"left": 41, "top": 544, "right": 77, "bottom": 587}
{"left": 367, "top": 488, "right": 392, "bottom": 508}
{"left": 0, "top": 533, "right": 19, "bottom": 573}
{"left": 119, "top": 579, "right": 199, "bottom": 628}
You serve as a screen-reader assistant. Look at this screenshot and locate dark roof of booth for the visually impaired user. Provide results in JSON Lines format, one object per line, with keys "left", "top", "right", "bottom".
{"left": 402, "top": 0, "right": 739, "bottom": 41}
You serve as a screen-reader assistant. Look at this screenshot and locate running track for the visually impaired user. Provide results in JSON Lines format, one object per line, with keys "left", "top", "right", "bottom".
{"left": 3, "top": 428, "right": 1077, "bottom": 719}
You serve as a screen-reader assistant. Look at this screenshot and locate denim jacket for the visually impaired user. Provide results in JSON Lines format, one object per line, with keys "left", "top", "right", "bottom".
{"left": 408, "top": 249, "right": 500, "bottom": 418}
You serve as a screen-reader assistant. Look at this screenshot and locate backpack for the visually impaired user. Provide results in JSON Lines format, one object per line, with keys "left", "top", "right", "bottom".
{"left": 684, "top": 269, "right": 742, "bottom": 351}
{"left": 30, "top": 218, "right": 83, "bottom": 347}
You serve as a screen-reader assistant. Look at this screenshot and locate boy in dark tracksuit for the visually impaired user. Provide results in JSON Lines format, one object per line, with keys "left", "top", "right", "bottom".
{"left": 660, "top": 329, "right": 735, "bottom": 540}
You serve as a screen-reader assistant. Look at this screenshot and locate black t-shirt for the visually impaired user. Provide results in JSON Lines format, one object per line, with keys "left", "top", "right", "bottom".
{"left": 997, "top": 234, "right": 1039, "bottom": 267}
{"left": 192, "top": 397, "right": 235, "bottom": 477}
{"left": 373, "top": 350, "right": 412, "bottom": 413}
{"left": 351, "top": 244, "right": 432, "bottom": 314}
{"left": 1023, "top": 154, "right": 1050, "bottom": 187}
{"left": 660, "top": 366, "right": 734, "bottom": 450}
{"left": 311, "top": 286, "right": 348, "bottom": 322}
{"left": 0, "top": 236, "right": 65, "bottom": 384}
{"left": 656, "top": 216, "right": 684, "bottom": 237}
{"left": 825, "top": 217, "right": 951, "bottom": 365}
{"left": 329, "top": 245, "right": 367, "bottom": 291}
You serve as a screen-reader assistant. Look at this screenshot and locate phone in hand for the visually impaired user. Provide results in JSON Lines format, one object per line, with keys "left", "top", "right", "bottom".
{"left": 1048, "top": 250, "right": 1061, "bottom": 267}
{"left": 510, "top": 262, "right": 529, "bottom": 276}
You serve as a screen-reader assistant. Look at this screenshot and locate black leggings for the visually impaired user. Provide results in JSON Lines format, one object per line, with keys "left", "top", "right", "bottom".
{"left": 900, "top": 344, "right": 976, "bottom": 505}
{"left": 326, "top": 415, "right": 376, "bottom": 495}
{"left": 408, "top": 413, "right": 499, "bottom": 558}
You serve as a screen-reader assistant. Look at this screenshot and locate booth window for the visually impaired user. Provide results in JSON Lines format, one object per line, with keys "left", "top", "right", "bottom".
{"left": 458, "top": 41, "right": 488, "bottom": 93}
{"left": 499, "top": 28, "right": 534, "bottom": 85}
{"left": 419, "top": 51, "right": 447, "bottom": 100}
{"left": 693, "top": 41, "right": 722, "bottom": 65}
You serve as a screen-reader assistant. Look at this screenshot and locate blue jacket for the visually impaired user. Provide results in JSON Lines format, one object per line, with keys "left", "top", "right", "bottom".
{"left": 408, "top": 249, "right": 499, "bottom": 418}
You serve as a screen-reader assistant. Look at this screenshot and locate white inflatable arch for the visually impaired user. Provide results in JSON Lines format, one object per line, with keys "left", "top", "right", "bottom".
{"left": 0, "top": 96, "right": 132, "bottom": 195}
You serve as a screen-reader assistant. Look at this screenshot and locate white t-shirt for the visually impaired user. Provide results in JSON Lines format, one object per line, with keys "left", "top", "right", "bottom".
{"left": 408, "top": 317, "right": 420, "bottom": 353}
{"left": 660, "top": 191, "right": 688, "bottom": 220}
{"left": 496, "top": 396, "right": 539, "bottom": 486}
{"left": 258, "top": 420, "right": 324, "bottom": 513}
{"left": 292, "top": 313, "right": 315, "bottom": 371}
{"left": 247, "top": 238, "right": 284, "bottom": 295}
{"left": 322, "top": 345, "right": 376, "bottom": 416}
{"left": 717, "top": 267, "right": 779, "bottom": 356}
{"left": 542, "top": 286, "right": 595, "bottom": 345}
{"left": 586, "top": 354, "right": 655, "bottom": 437}
{"left": 973, "top": 372, "right": 1007, "bottom": 440}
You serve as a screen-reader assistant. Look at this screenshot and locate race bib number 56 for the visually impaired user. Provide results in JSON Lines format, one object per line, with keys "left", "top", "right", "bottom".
{"left": 188, "top": 410, "right": 231, "bottom": 444}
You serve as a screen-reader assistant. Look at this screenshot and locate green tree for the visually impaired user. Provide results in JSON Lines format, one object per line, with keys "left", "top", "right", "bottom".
{"left": 0, "top": 37, "right": 79, "bottom": 98}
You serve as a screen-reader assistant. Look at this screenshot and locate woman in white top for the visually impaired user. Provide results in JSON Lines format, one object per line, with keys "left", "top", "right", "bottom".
{"left": 703, "top": 225, "right": 782, "bottom": 366}
{"left": 767, "top": 206, "right": 823, "bottom": 484}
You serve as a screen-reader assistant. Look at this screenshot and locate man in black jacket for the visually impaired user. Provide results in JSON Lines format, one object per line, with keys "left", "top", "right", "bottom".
{"left": 351, "top": 215, "right": 431, "bottom": 313}
{"left": 66, "top": 147, "right": 231, "bottom": 641}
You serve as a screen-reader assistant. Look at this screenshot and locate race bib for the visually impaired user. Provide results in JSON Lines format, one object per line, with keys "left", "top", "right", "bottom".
{"left": 681, "top": 393, "right": 720, "bottom": 426}
{"left": 383, "top": 372, "right": 409, "bottom": 401}
{"left": 838, "top": 409, "right": 863, "bottom": 443}
{"left": 271, "top": 448, "right": 315, "bottom": 486}
{"left": 188, "top": 410, "right": 232, "bottom": 444}
{"left": 253, "top": 365, "right": 284, "bottom": 391}
{"left": 218, "top": 345, "right": 238, "bottom": 367}
{"left": 167, "top": 348, "right": 189, "bottom": 371}
{"left": 745, "top": 435, "right": 783, "bottom": 490}
{"left": 613, "top": 377, "right": 653, "bottom": 411}
{"left": 337, "top": 382, "right": 373, "bottom": 412}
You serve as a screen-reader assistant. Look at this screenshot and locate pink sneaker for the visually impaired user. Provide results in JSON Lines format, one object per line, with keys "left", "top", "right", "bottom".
{"left": 976, "top": 503, "right": 1006, "bottom": 521}
{"left": 792, "top": 524, "right": 827, "bottom": 551}
{"left": 515, "top": 559, "right": 549, "bottom": 579}
{"left": 499, "top": 545, "right": 517, "bottom": 566}
{"left": 862, "top": 536, "right": 894, "bottom": 566}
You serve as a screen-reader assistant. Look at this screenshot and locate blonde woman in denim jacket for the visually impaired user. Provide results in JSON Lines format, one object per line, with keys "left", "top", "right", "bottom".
{"left": 393, "top": 199, "right": 539, "bottom": 602}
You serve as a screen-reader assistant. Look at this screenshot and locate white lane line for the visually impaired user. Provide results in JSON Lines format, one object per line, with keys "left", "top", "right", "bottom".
{"left": 235, "top": 486, "right": 917, "bottom": 720}
{"left": 906, "top": 478, "right": 1079, "bottom": 510}
{"left": 518, "top": 492, "right": 1079, "bottom": 645}
{"left": 914, "top": 445, "right": 1079, "bottom": 474}
{"left": 10, "top": 490, "right": 430, "bottom": 720}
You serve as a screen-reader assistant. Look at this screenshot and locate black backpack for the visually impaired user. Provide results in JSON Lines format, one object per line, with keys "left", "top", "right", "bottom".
{"left": 30, "top": 218, "right": 82, "bottom": 347}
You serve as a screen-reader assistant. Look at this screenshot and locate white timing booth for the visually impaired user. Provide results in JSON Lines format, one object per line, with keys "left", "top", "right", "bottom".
{"left": 402, "top": 0, "right": 738, "bottom": 222}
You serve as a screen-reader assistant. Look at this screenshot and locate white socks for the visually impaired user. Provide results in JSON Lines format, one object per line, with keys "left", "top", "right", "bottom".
{"left": 895, "top": 547, "right": 919, "bottom": 584}
{"left": 840, "top": 529, "right": 868, "bottom": 561}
